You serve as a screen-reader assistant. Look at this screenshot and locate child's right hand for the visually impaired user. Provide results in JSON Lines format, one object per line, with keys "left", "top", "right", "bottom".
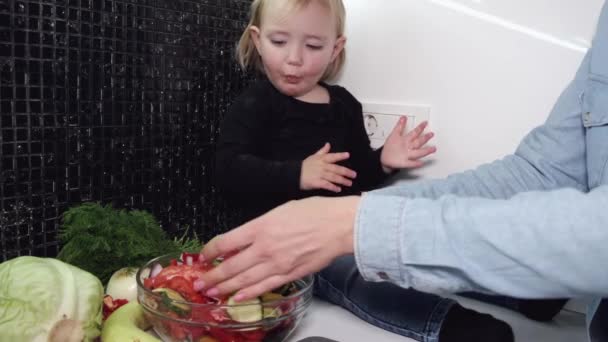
{"left": 300, "top": 143, "right": 357, "bottom": 193}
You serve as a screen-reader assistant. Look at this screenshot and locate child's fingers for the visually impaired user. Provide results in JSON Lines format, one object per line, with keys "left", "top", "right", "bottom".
{"left": 411, "top": 132, "right": 435, "bottom": 149}
{"left": 319, "top": 180, "right": 342, "bottom": 193}
{"left": 323, "top": 152, "right": 350, "bottom": 163}
{"left": 406, "top": 121, "right": 429, "bottom": 139}
{"left": 322, "top": 172, "right": 353, "bottom": 187}
{"left": 325, "top": 164, "right": 357, "bottom": 179}
{"left": 408, "top": 146, "right": 437, "bottom": 160}
{"left": 315, "top": 142, "right": 331, "bottom": 155}
{"left": 390, "top": 116, "right": 408, "bottom": 137}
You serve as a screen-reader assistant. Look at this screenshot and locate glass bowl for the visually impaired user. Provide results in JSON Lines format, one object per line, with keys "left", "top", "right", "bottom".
{"left": 136, "top": 253, "right": 313, "bottom": 342}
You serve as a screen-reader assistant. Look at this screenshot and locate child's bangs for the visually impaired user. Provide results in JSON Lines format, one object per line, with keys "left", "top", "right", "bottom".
{"left": 267, "top": 0, "right": 344, "bottom": 34}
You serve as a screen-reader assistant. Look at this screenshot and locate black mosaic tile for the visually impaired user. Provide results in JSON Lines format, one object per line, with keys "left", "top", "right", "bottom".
{"left": 1, "top": 0, "right": 253, "bottom": 260}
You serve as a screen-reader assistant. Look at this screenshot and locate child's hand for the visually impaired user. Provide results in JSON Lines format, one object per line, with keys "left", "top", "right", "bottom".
{"left": 300, "top": 143, "right": 357, "bottom": 193}
{"left": 381, "top": 116, "right": 436, "bottom": 173}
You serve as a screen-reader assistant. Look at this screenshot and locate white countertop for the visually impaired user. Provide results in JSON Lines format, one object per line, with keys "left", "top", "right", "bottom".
{"left": 290, "top": 299, "right": 406, "bottom": 342}
{"left": 289, "top": 297, "right": 588, "bottom": 342}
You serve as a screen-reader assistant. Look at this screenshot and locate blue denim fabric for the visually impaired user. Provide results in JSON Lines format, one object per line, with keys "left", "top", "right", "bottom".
{"left": 315, "top": 256, "right": 567, "bottom": 342}
{"left": 314, "top": 255, "right": 454, "bottom": 342}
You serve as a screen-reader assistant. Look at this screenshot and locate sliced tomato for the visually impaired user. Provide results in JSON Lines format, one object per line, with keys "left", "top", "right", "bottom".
{"left": 181, "top": 324, "right": 206, "bottom": 340}
{"left": 165, "top": 276, "right": 205, "bottom": 303}
{"left": 239, "top": 329, "right": 266, "bottom": 341}
{"left": 191, "top": 305, "right": 231, "bottom": 323}
{"left": 208, "top": 327, "right": 241, "bottom": 342}
{"left": 149, "top": 264, "right": 207, "bottom": 289}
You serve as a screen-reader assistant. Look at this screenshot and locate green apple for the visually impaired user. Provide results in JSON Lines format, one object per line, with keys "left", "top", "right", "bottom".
{"left": 101, "top": 302, "right": 160, "bottom": 342}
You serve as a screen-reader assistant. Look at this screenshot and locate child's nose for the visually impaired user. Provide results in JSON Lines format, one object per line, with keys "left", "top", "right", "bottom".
{"left": 286, "top": 45, "right": 304, "bottom": 66}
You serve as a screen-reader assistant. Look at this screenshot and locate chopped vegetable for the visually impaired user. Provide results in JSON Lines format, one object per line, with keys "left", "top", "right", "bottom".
{"left": 0, "top": 256, "right": 104, "bottom": 342}
{"left": 226, "top": 296, "right": 262, "bottom": 323}
{"left": 141, "top": 254, "right": 302, "bottom": 341}
{"left": 103, "top": 295, "right": 129, "bottom": 321}
{"left": 153, "top": 288, "right": 190, "bottom": 316}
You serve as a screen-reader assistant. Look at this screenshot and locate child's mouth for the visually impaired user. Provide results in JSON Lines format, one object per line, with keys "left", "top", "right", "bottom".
{"left": 284, "top": 75, "right": 301, "bottom": 84}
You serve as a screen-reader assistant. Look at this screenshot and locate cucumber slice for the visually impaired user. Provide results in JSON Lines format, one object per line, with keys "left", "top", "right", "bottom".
{"left": 152, "top": 288, "right": 190, "bottom": 316}
{"left": 262, "top": 307, "right": 281, "bottom": 319}
{"left": 260, "top": 293, "right": 284, "bottom": 319}
{"left": 226, "top": 296, "right": 262, "bottom": 323}
{"left": 261, "top": 293, "right": 284, "bottom": 302}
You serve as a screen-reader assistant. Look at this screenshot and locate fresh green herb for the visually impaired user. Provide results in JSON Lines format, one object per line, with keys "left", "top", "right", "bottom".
{"left": 57, "top": 202, "right": 202, "bottom": 284}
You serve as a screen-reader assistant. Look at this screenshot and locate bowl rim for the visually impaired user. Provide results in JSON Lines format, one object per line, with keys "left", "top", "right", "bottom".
{"left": 136, "top": 252, "right": 314, "bottom": 309}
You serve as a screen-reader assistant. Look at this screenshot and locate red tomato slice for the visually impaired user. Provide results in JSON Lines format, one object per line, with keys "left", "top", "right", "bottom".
{"left": 150, "top": 264, "right": 207, "bottom": 289}
{"left": 208, "top": 327, "right": 240, "bottom": 342}
{"left": 239, "top": 329, "right": 266, "bottom": 341}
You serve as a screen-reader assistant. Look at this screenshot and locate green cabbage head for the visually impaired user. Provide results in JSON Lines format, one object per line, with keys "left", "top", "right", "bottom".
{"left": 0, "top": 256, "right": 103, "bottom": 342}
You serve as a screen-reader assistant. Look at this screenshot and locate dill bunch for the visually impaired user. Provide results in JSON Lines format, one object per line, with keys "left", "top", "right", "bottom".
{"left": 57, "top": 202, "right": 202, "bottom": 284}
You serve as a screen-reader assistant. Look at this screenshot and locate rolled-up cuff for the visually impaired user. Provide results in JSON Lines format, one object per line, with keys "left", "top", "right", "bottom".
{"left": 354, "top": 193, "right": 408, "bottom": 283}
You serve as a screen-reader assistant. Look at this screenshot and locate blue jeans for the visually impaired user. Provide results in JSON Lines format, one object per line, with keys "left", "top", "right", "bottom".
{"left": 314, "top": 255, "right": 455, "bottom": 342}
{"left": 315, "top": 255, "right": 559, "bottom": 342}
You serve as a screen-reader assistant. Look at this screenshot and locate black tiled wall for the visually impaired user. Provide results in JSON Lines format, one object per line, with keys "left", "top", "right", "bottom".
{"left": 0, "top": 0, "right": 252, "bottom": 260}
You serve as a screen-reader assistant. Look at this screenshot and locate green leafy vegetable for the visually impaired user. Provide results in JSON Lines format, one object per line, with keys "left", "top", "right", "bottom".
{"left": 0, "top": 256, "right": 104, "bottom": 342}
{"left": 57, "top": 202, "right": 202, "bottom": 284}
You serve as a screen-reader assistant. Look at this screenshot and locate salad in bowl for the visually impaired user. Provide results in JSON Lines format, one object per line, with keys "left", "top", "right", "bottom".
{"left": 136, "top": 253, "right": 313, "bottom": 342}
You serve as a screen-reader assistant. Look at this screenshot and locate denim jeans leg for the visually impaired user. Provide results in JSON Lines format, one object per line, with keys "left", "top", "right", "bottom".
{"left": 314, "top": 255, "right": 455, "bottom": 342}
{"left": 459, "top": 292, "right": 568, "bottom": 321}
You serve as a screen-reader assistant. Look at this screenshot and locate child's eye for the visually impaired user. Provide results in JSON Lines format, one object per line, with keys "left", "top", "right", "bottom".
{"left": 306, "top": 44, "right": 323, "bottom": 50}
{"left": 270, "top": 40, "right": 286, "bottom": 46}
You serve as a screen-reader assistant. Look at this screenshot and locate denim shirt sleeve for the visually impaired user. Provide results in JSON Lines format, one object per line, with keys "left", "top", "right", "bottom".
{"left": 354, "top": 20, "right": 608, "bottom": 298}
{"left": 355, "top": 186, "right": 608, "bottom": 298}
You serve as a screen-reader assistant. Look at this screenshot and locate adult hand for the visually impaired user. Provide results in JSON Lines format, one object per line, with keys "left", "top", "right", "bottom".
{"left": 300, "top": 143, "right": 357, "bottom": 192}
{"left": 197, "top": 196, "right": 360, "bottom": 301}
{"left": 381, "top": 117, "right": 436, "bottom": 173}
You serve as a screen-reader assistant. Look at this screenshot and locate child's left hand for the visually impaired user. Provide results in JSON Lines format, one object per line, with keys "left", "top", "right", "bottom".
{"left": 380, "top": 116, "right": 436, "bottom": 173}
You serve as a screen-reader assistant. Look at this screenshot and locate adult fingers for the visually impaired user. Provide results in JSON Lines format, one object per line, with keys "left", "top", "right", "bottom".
{"left": 204, "top": 261, "right": 282, "bottom": 299}
{"left": 232, "top": 265, "right": 312, "bottom": 301}
{"left": 199, "top": 224, "right": 255, "bottom": 262}
{"left": 200, "top": 246, "right": 265, "bottom": 295}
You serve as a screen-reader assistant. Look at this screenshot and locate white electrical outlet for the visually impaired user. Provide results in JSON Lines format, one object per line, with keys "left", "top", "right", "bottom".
{"left": 362, "top": 103, "right": 431, "bottom": 149}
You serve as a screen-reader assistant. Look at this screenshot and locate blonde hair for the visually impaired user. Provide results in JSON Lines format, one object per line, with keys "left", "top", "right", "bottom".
{"left": 236, "top": 0, "right": 346, "bottom": 81}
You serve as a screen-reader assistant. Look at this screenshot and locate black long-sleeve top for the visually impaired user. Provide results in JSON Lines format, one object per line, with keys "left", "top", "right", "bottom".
{"left": 216, "top": 79, "right": 391, "bottom": 223}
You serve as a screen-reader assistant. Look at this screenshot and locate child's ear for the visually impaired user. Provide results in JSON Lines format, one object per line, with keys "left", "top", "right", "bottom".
{"left": 250, "top": 25, "right": 262, "bottom": 51}
{"left": 331, "top": 36, "right": 346, "bottom": 62}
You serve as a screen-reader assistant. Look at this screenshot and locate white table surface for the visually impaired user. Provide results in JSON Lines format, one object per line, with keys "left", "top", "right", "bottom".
{"left": 289, "top": 299, "right": 411, "bottom": 342}
{"left": 288, "top": 297, "right": 588, "bottom": 342}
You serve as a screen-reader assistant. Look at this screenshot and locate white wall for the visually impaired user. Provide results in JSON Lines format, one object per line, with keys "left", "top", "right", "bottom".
{"left": 338, "top": 0, "right": 604, "bottom": 178}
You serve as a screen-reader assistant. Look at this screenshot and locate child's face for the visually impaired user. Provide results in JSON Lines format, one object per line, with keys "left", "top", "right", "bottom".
{"left": 251, "top": 1, "right": 345, "bottom": 98}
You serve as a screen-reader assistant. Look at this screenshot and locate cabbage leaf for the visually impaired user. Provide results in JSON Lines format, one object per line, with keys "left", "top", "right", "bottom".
{"left": 0, "top": 256, "right": 104, "bottom": 342}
